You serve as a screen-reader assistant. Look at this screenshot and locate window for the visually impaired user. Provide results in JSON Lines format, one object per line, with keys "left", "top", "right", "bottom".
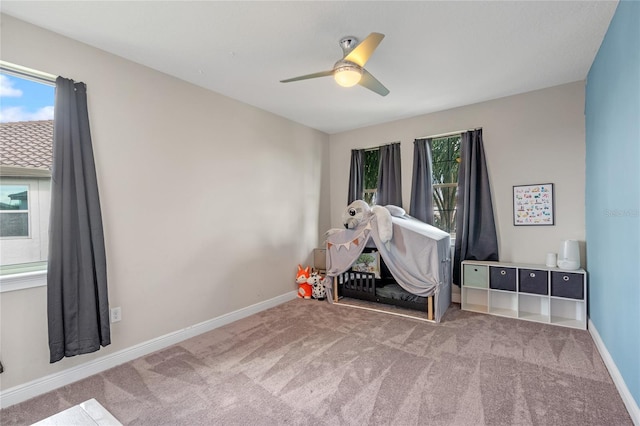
{"left": 0, "top": 184, "right": 30, "bottom": 237}
{"left": 0, "top": 62, "right": 55, "bottom": 286}
{"left": 363, "top": 148, "right": 379, "bottom": 205}
{"left": 431, "top": 135, "right": 461, "bottom": 235}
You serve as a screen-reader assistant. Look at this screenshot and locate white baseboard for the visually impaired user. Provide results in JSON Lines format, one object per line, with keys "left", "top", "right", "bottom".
{"left": 0, "top": 291, "right": 298, "bottom": 409}
{"left": 451, "top": 284, "right": 461, "bottom": 304}
{"left": 588, "top": 319, "right": 640, "bottom": 425}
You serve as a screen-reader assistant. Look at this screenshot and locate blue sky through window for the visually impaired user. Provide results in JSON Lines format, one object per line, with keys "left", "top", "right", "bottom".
{"left": 0, "top": 73, "right": 55, "bottom": 123}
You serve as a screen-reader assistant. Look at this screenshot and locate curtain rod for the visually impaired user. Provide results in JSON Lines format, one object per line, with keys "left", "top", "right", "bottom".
{"left": 419, "top": 127, "right": 482, "bottom": 140}
{"left": 0, "top": 60, "right": 56, "bottom": 85}
{"left": 362, "top": 141, "right": 400, "bottom": 152}
{"left": 355, "top": 128, "right": 482, "bottom": 152}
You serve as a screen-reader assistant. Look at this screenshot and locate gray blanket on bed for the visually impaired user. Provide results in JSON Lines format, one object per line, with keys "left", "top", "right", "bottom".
{"left": 376, "top": 284, "right": 427, "bottom": 303}
{"left": 323, "top": 212, "right": 452, "bottom": 322}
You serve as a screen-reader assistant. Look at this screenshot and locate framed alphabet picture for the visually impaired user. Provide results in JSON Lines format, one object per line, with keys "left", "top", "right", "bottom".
{"left": 513, "top": 183, "right": 554, "bottom": 226}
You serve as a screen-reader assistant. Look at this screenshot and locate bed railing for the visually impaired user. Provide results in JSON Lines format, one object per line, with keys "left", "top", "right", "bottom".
{"left": 338, "top": 271, "right": 377, "bottom": 302}
{"left": 333, "top": 271, "right": 435, "bottom": 321}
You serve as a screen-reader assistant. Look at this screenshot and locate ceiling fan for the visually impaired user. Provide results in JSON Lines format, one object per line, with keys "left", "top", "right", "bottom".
{"left": 280, "top": 32, "right": 389, "bottom": 96}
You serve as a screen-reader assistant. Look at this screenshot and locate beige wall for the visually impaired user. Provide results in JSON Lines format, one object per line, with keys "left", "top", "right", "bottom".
{"left": 0, "top": 14, "right": 586, "bottom": 394}
{"left": 329, "top": 82, "right": 586, "bottom": 269}
{"left": 0, "top": 15, "right": 330, "bottom": 390}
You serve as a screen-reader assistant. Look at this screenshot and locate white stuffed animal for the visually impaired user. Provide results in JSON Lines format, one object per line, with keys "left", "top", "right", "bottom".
{"left": 340, "top": 200, "right": 393, "bottom": 244}
{"left": 308, "top": 271, "right": 326, "bottom": 300}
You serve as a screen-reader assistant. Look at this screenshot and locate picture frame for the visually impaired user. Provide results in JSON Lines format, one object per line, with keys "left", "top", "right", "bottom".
{"left": 351, "top": 250, "right": 381, "bottom": 278}
{"left": 513, "top": 183, "right": 555, "bottom": 226}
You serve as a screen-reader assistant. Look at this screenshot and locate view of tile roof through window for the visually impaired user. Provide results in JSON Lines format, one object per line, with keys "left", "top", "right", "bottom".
{"left": 0, "top": 120, "right": 53, "bottom": 170}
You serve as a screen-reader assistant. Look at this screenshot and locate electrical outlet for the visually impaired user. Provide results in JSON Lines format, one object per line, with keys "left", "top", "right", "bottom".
{"left": 110, "top": 307, "right": 122, "bottom": 323}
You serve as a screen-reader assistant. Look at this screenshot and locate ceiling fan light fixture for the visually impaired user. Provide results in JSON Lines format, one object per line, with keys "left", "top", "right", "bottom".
{"left": 280, "top": 33, "right": 388, "bottom": 96}
{"left": 334, "top": 65, "right": 362, "bottom": 87}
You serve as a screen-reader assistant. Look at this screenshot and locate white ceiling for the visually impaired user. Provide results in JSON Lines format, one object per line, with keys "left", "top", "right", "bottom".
{"left": 1, "top": 1, "right": 618, "bottom": 134}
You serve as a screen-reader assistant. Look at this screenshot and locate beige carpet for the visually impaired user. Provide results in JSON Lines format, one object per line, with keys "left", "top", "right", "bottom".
{"left": 0, "top": 300, "right": 632, "bottom": 425}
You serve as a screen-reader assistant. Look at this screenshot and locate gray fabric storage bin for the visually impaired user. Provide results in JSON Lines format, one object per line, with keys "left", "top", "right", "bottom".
{"left": 490, "top": 266, "right": 517, "bottom": 291}
{"left": 551, "top": 272, "right": 583, "bottom": 299}
{"left": 519, "top": 269, "right": 548, "bottom": 295}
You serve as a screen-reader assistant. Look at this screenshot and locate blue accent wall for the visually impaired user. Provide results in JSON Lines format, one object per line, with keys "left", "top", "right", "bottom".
{"left": 585, "top": 0, "right": 640, "bottom": 408}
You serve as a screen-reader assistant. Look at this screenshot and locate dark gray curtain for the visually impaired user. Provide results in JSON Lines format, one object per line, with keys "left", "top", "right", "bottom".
{"left": 453, "top": 129, "right": 499, "bottom": 285}
{"left": 376, "top": 142, "right": 402, "bottom": 206}
{"left": 347, "top": 149, "right": 364, "bottom": 204}
{"left": 409, "top": 138, "right": 434, "bottom": 224}
{"left": 47, "top": 76, "right": 110, "bottom": 363}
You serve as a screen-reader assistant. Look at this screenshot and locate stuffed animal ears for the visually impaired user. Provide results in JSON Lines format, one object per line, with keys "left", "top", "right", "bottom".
{"left": 372, "top": 205, "right": 393, "bottom": 243}
{"left": 298, "top": 264, "right": 310, "bottom": 274}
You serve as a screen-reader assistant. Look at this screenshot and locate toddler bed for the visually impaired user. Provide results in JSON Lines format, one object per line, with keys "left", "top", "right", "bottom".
{"left": 338, "top": 271, "right": 434, "bottom": 316}
{"left": 324, "top": 208, "right": 451, "bottom": 322}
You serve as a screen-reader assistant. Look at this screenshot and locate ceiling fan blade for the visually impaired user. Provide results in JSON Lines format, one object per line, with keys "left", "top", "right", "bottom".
{"left": 280, "top": 70, "right": 333, "bottom": 83}
{"left": 344, "top": 32, "right": 385, "bottom": 67}
{"left": 359, "top": 69, "right": 389, "bottom": 96}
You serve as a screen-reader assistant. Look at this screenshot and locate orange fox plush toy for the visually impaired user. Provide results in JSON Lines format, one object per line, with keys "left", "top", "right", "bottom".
{"left": 296, "top": 265, "right": 312, "bottom": 299}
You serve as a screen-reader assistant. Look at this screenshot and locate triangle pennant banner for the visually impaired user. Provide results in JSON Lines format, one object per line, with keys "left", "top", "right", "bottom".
{"left": 327, "top": 225, "right": 372, "bottom": 252}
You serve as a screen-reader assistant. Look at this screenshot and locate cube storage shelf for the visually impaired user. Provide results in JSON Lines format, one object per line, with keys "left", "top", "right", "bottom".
{"left": 461, "top": 260, "right": 587, "bottom": 330}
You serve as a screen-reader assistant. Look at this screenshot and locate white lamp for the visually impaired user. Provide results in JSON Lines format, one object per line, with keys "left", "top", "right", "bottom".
{"left": 334, "top": 64, "right": 362, "bottom": 87}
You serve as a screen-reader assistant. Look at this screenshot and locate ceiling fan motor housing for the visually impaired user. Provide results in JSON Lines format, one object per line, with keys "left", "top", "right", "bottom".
{"left": 339, "top": 36, "right": 359, "bottom": 57}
